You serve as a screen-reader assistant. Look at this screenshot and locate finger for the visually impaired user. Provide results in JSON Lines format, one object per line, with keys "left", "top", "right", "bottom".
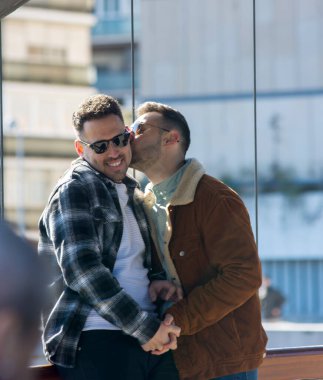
{"left": 152, "top": 341, "right": 173, "bottom": 355}
{"left": 169, "top": 324, "right": 181, "bottom": 337}
{"left": 149, "top": 287, "right": 157, "bottom": 302}
{"left": 176, "top": 287, "right": 184, "bottom": 300}
{"left": 152, "top": 334, "right": 177, "bottom": 354}
{"left": 151, "top": 347, "right": 170, "bottom": 355}
{"left": 168, "top": 333, "right": 178, "bottom": 350}
{"left": 165, "top": 285, "right": 176, "bottom": 300}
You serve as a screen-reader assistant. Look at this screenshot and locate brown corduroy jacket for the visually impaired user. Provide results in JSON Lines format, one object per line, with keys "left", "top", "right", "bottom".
{"left": 143, "top": 159, "right": 267, "bottom": 380}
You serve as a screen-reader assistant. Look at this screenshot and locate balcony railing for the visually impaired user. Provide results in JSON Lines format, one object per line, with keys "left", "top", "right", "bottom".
{"left": 3, "top": 61, "right": 93, "bottom": 86}
{"left": 25, "top": 0, "right": 94, "bottom": 13}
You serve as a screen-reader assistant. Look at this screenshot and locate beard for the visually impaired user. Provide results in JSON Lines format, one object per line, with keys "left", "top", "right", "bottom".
{"left": 130, "top": 142, "right": 161, "bottom": 172}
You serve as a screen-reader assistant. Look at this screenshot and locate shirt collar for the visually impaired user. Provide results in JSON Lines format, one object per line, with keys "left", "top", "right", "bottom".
{"left": 151, "top": 159, "right": 191, "bottom": 205}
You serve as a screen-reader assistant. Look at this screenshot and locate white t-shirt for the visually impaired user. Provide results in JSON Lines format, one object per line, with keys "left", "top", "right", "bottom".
{"left": 83, "top": 183, "right": 155, "bottom": 331}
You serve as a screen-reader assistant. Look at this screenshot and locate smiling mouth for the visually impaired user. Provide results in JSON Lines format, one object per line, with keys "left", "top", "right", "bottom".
{"left": 107, "top": 159, "right": 122, "bottom": 167}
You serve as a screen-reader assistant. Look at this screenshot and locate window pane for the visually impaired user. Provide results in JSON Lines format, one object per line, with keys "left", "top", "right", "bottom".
{"left": 257, "top": 0, "right": 323, "bottom": 347}
{"left": 139, "top": 0, "right": 256, "bottom": 222}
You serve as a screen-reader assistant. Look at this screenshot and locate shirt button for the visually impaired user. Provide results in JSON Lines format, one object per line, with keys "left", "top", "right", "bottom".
{"left": 179, "top": 251, "right": 185, "bottom": 257}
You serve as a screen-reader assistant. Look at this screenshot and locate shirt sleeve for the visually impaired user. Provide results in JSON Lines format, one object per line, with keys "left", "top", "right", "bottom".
{"left": 45, "top": 179, "right": 159, "bottom": 344}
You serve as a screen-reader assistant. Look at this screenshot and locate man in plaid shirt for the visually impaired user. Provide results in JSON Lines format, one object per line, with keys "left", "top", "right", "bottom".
{"left": 38, "top": 94, "right": 181, "bottom": 380}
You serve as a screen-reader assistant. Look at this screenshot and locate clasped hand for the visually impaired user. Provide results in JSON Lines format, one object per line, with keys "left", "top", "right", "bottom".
{"left": 141, "top": 313, "right": 180, "bottom": 355}
{"left": 141, "top": 280, "right": 183, "bottom": 355}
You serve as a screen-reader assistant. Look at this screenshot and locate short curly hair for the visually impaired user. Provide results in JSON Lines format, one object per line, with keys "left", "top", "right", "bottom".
{"left": 72, "top": 94, "right": 124, "bottom": 134}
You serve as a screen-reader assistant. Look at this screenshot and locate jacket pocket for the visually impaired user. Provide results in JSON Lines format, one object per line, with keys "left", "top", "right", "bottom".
{"left": 170, "top": 234, "right": 215, "bottom": 292}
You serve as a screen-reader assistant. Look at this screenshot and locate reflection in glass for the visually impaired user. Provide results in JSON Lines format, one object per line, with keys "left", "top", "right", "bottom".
{"left": 257, "top": 1, "right": 323, "bottom": 347}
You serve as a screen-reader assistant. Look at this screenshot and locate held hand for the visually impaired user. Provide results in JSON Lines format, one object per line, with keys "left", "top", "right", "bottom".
{"left": 141, "top": 314, "right": 181, "bottom": 353}
{"left": 149, "top": 280, "right": 183, "bottom": 303}
{"left": 150, "top": 333, "right": 178, "bottom": 355}
{"left": 150, "top": 314, "right": 179, "bottom": 355}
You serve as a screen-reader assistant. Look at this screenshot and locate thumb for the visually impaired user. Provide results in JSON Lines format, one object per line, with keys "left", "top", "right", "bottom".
{"left": 163, "top": 313, "right": 174, "bottom": 326}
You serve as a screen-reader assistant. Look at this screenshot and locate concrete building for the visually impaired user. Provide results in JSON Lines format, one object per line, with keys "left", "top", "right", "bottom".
{"left": 92, "top": 0, "right": 140, "bottom": 107}
{"left": 2, "top": 0, "right": 96, "bottom": 234}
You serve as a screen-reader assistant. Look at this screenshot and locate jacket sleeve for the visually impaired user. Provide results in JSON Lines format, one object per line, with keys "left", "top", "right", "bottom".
{"left": 167, "top": 195, "right": 262, "bottom": 335}
{"left": 44, "top": 179, "right": 160, "bottom": 344}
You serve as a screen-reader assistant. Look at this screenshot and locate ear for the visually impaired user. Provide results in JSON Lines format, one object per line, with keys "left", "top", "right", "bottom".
{"left": 163, "top": 130, "right": 180, "bottom": 146}
{"left": 74, "top": 140, "right": 84, "bottom": 157}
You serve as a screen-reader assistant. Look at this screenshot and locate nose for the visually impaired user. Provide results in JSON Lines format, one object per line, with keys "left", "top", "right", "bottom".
{"left": 106, "top": 142, "right": 122, "bottom": 157}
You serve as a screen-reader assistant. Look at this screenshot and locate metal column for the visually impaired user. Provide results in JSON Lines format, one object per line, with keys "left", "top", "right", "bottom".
{"left": 0, "top": 22, "right": 4, "bottom": 221}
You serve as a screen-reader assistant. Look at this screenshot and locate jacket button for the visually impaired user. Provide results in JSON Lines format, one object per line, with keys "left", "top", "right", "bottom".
{"left": 179, "top": 251, "right": 185, "bottom": 257}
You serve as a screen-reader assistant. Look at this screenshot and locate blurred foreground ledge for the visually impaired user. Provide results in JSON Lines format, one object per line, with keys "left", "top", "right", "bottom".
{"left": 30, "top": 345, "right": 323, "bottom": 380}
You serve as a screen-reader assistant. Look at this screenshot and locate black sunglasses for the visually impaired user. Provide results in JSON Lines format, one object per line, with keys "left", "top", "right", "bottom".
{"left": 79, "top": 131, "right": 131, "bottom": 154}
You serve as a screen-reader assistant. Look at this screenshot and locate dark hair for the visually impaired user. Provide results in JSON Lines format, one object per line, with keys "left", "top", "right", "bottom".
{"left": 137, "top": 101, "right": 191, "bottom": 153}
{"left": 72, "top": 94, "right": 124, "bottom": 133}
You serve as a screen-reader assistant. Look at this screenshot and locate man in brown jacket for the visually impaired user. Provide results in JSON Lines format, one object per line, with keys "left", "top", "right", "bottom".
{"left": 130, "top": 101, "right": 268, "bottom": 380}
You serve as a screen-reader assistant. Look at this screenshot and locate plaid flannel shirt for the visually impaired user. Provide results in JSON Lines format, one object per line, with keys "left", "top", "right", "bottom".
{"left": 38, "top": 159, "right": 161, "bottom": 367}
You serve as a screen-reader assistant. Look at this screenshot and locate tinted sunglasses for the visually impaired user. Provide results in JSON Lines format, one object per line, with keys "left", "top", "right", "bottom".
{"left": 130, "top": 120, "right": 170, "bottom": 136}
{"left": 79, "top": 131, "right": 131, "bottom": 154}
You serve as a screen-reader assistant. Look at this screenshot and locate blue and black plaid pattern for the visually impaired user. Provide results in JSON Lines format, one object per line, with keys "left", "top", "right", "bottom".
{"left": 38, "top": 159, "right": 160, "bottom": 367}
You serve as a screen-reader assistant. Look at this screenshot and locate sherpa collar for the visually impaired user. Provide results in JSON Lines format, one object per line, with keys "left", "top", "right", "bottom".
{"left": 145, "top": 158, "right": 205, "bottom": 206}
